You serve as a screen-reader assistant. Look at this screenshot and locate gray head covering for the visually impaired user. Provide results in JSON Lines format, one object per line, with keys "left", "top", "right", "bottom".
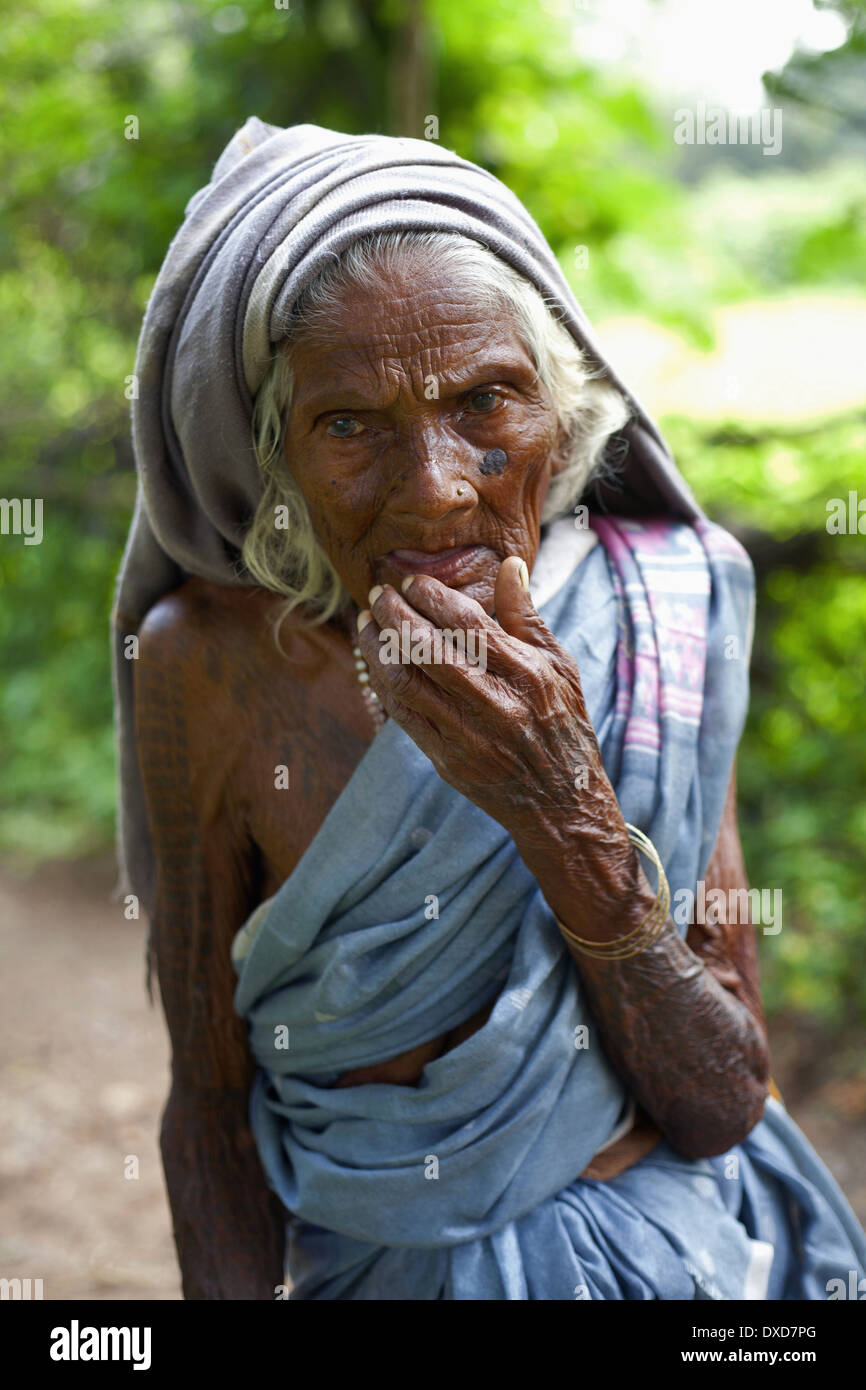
{"left": 112, "top": 116, "right": 703, "bottom": 914}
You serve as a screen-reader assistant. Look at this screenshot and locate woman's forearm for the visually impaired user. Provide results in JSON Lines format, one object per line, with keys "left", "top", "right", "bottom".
{"left": 357, "top": 574, "right": 770, "bottom": 1156}
{"left": 561, "top": 915, "right": 770, "bottom": 1158}
{"left": 510, "top": 822, "right": 770, "bottom": 1159}
{"left": 161, "top": 1084, "right": 287, "bottom": 1300}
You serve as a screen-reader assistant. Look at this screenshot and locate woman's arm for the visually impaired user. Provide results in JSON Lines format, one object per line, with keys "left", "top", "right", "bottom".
{"left": 489, "top": 763, "right": 770, "bottom": 1162}
{"left": 578, "top": 760, "right": 767, "bottom": 1177}
{"left": 359, "top": 565, "right": 771, "bottom": 1161}
{"left": 550, "top": 764, "right": 770, "bottom": 1162}
{"left": 134, "top": 592, "right": 287, "bottom": 1300}
{"left": 683, "top": 761, "right": 766, "bottom": 1033}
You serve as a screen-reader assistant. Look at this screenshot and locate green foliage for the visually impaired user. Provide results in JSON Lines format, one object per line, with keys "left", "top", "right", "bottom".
{"left": 764, "top": 0, "right": 866, "bottom": 131}
{"left": 667, "top": 411, "right": 866, "bottom": 1026}
{"left": 0, "top": 514, "right": 130, "bottom": 859}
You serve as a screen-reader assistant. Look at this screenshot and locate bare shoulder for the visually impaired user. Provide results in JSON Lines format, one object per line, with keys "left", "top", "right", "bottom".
{"left": 133, "top": 575, "right": 361, "bottom": 793}
{"left": 135, "top": 577, "right": 336, "bottom": 722}
{"left": 137, "top": 577, "right": 288, "bottom": 672}
{"left": 134, "top": 576, "right": 372, "bottom": 890}
{"left": 133, "top": 580, "right": 298, "bottom": 825}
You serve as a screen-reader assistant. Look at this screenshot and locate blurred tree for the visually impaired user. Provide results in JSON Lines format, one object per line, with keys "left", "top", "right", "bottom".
{"left": 764, "top": 0, "right": 866, "bottom": 133}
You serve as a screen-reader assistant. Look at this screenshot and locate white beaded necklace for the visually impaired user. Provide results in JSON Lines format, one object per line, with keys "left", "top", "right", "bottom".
{"left": 352, "top": 620, "right": 386, "bottom": 732}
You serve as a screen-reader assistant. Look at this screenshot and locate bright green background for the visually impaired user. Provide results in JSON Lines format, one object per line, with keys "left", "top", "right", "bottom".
{"left": 1, "top": 0, "right": 864, "bottom": 1030}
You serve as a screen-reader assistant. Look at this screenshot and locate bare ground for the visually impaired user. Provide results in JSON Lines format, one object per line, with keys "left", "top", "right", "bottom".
{"left": 1, "top": 855, "right": 864, "bottom": 1302}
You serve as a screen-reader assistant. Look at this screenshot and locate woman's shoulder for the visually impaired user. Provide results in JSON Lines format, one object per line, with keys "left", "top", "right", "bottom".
{"left": 137, "top": 576, "right": 332, "bottom": 673}
{"left": 134, "top": 577, "right": 372, "bottom": 886}
{"left": 138, "top": 575, "right": 279, "bottom": 654}
{"left": 134, "top": 577, "right": 346, "bottom": 747}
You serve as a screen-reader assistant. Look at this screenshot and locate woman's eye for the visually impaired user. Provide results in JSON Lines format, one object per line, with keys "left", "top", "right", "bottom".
{"left": 467, "top": 391, "right": 501, "bottom": 413}
{"left": 325, "top": 417, "right": 364, "bottom": 437}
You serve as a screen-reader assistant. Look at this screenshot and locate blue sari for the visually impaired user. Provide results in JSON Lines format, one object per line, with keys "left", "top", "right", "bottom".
{"left": 232, "top": 515, "right": 866, "bottom": 1299}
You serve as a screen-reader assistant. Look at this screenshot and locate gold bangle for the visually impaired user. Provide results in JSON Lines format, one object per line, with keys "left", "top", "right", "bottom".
{"left": 557, "top": 898, "right": 670, "bottom": 960}
{"left": 557, "top": 870, "right": 671, "bottom": 960}
{"left": 557, "top": 824, "right": 668, "bottom": 947}
{"left": 555, "top": 823, "right": 671, "bottom": 961}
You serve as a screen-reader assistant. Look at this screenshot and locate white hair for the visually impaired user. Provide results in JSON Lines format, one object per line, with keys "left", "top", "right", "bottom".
{"left": 243, "top": 229, "right": 631, "bottom": 624}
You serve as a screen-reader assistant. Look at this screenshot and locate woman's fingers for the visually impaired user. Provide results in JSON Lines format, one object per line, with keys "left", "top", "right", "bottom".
{"left": 492, "top": 557, "right": 565, "bottom": 655}
{"left": 397, "top": 572, "right": 491, "bottom": 635}
{"left": 356, "top": 599, "right": 470, "bottom": 725}
{"left": 363, "top": 582, "right": 492, "bottom": 702}
{"left": 356, "top": 570, "right": 599, "bottom": 800}
{"left": 394, "top": 569, "right": 592, "bottom": 728}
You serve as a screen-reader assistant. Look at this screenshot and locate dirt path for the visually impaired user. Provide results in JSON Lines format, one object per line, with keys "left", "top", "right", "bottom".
{"left": 0, "top": 856, "right": 178, "bottom": 1300}
{"left": 1, "top": 856, "right": 864, "bottom": 1301}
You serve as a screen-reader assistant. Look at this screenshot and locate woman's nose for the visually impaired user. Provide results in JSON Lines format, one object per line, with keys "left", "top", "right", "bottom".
{"left": 387, "top": 431, "right": 473, "bottom": 520}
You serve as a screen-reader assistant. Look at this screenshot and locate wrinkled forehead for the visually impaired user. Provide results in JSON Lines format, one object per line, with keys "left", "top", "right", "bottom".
{"left": 285, "top": 269, "right": 536, "bottom": 403}
{"left": 293, "top": 281, "right": 522, "bottom": 352}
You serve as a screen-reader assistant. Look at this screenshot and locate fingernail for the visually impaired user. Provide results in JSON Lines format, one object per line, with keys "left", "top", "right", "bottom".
{"left": 516, "top": 558, "right": 530, "bottom": 592}
{"left": 357, "top": 609, "right": 373, "bottom": 633}
{"left": 368, "top": 585, "right": 384, "bottom": 605}
{"left": 401, "top": 575, "right": 418, "bottom": 594}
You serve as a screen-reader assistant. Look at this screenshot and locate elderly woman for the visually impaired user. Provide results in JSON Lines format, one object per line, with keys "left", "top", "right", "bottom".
{"left": 114, "top": 119, "right": 866, "bottom": 1301}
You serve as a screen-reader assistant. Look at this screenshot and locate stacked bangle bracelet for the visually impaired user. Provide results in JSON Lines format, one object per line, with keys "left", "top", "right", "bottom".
{"left": 555, "top": 823, "right": 671, "bottom": 961}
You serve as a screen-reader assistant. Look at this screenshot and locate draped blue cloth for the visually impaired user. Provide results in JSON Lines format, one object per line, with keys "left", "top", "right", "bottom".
{"left": 232, "top": 515, "right": 866, "bottom": 1299}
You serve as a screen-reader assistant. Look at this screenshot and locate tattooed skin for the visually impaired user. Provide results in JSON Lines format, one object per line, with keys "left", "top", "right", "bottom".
{"left": 480, "top": 447, "right": 508, "bottom": 475}
{"left": 135, "top": 580, "right": 503, "bottom": 1295}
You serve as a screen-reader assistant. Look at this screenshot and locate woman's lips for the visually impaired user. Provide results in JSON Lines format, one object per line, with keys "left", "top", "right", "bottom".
{"left": 384, "top": 544, "right": 486, "bottom": 584}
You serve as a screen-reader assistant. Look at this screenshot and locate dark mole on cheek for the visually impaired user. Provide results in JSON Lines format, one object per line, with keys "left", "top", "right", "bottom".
{"left": 480, "top": 448, "right": 508, "bottom": 476}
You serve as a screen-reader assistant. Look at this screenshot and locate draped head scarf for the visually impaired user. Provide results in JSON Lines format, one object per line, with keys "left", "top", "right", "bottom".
{"left": 112, "top": 115, "right": 705, "bottom": 913}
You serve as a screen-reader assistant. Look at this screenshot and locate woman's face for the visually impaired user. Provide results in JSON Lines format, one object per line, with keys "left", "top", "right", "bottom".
{"left": 282, "top": 259, "right": 566, "bottom": 615}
